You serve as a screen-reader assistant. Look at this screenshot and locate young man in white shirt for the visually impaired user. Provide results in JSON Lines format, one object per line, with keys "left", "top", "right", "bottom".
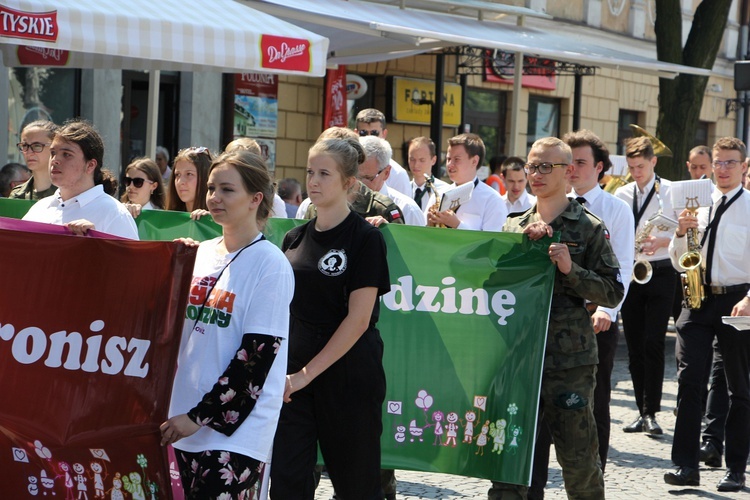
{"left": 23, "top": 120, "right": 138, "bottom": 240}
{"left": 427, "top": 133, "right": 507, "bottom": 231}
{"left": 614, "top": 136, "right": 678, "bottom": 436}
{"left": 500, "top": 156, "right": 535, "bottom": 214}
{"left": 359, "top": 136, "right": 425, "bottom": 227}
{"left": 408, "top": 136, "right": 448, "bottom": 215}
{"left": 665, "top": 137, "right": 750, "bottom": 492}
{"left": 354, "top": 108, "right": 412, "bottom": 197}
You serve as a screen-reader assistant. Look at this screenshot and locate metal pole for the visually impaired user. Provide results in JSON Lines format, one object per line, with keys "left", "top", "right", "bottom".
{"left": 573, "top": 72, "right": 582, "bottom": 131}
{"left": 145, "top": 69, "right": 161, "bottom": 160}
{"left": 432, "top": 53, "right": 445, "bottom": 176}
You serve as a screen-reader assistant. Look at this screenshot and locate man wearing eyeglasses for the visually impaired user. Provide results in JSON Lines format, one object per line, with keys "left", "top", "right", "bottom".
{"left": 10, "top": 120, "right": 58, "bottom": 200}
{"left": 491, "top": 137, "right": 623, "bottom": 500}
{"left": 22, "top": 119, "right": 138, "bottom": 240}
{"left": 354, "top": 109, "right": 412, "bottom": 198}
{"left": 359, "top": 136, "right": 425, "bottom": 227}
{"left": 427, "top": 133, "right": 507, "bottom": 231}
{"left": 665, "top": 137, "right": 750, "bottom": 492}
{"left": 614, "top": 136, "right": 679, "bottom": 438}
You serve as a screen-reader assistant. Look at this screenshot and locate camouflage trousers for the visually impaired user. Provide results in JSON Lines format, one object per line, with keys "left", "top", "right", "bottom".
{"left": 489, "top": 364, "right": 604, "bottom": 500}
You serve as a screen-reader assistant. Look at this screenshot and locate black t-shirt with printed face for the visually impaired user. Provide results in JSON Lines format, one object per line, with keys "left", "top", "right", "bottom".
{"left": 283, "top": 211, "right": 391, "bottom": 334}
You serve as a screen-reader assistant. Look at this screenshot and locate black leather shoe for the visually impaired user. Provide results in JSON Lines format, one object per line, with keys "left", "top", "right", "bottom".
{"left": 700, "top": 441, "right": 722, "bottom": 468}
{"left": 623, "top": 416, "right": 644, "bottom": 433}
{"left": 717, "top": 471, "right": 745, "bottom": 492}
{"left": 643, "top": 414, "right": 663, "bottom": 436}
{"left": 664, "top": 467, "right": 700, "bottom": 486}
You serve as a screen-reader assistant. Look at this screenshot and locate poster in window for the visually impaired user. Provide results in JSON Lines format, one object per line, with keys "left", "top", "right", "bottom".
{"left": 233, "top": 73, "right": 278, "bottom": 138}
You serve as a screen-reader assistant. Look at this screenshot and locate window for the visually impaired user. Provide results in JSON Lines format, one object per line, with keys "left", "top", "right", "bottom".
{"left": 464, "top": 88, "right": 506, "bottom": 162}
{"left": 7, "top": 68, "right": 79, "bottom": 163}
{"left": 347, "top": 75, "right": 376, "bottom": 129}
{"left": 527, "top": 96, "right": 560, "bottom": 150}
{"left": 617, "top": 110, "right": 641, "bottom": 154}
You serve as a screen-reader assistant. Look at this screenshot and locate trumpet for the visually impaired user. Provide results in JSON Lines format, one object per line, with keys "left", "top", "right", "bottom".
{"left": 425, "top": 174, "right": 446, "bottom": 228}
{"left": 679, "top": 196, "right": 706, "bottom": 309}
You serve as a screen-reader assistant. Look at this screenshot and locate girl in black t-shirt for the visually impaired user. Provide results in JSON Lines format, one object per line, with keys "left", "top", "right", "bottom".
{"left": 271, "top": 138, "right": 390, "bottom": 500}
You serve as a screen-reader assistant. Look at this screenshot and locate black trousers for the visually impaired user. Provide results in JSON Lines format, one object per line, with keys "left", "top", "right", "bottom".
{"left": 271, "top": 322, "right": 386, "bottom": 500}
{"left": 702, "top": 338, "right": 729, "bottom": 453}
{"left": 621, "top": 266, "right": 676, "bottom": 416}
{"left": 527, "top": 321, "right": 618, "bottom": 500}
{"left": 673, "top": 291, "right": 750, "bottom": 473}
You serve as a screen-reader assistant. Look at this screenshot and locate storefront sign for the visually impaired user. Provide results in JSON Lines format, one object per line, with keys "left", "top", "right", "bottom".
{"left": 484, "top": 50, "right": 557, "bottom": 91}
{"left": 324, "top": 66, "right": 348, "bottom": 128}
{"left": 260, "top": 34, "right": 311, "bottom": 73}
{"left": 17, "top": 45, "right": 69, "bottom": 65}
{"left": 391, "top": 77, "right": 462, "bottom": 127}
{"left": 234, "top": 72, "right": 279, "bottom": 139}
{"left": 0, "top": 5, "right": 58, "bottom": 42}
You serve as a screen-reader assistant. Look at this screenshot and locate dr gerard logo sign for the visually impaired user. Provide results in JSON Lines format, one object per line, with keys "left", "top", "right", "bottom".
{"left": 0, "top": 5, "right": 58, "bottom": 42}
{"left": 261, "top": 34, "right": 311, "bottom": 73}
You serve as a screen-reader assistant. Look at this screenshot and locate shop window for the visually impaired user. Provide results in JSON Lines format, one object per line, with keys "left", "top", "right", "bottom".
{"left": 7, "top": 68, "right": 79, "bottom": 163}
{"left": 527, "top": 96, "right": 560, "bottom": 151}
{"left": 692, "top": 121, "right": 710, "bottom": 148}
{"left": 464, "top": 88, "right": 506, "bottom": 162}
{"left": 617, "top": 109, "right": 641, "bottom": 154}
{"left": 347, "top": 75, "right": 376, "bottom": 129}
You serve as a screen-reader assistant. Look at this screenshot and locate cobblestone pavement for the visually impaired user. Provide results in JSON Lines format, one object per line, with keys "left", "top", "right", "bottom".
{"left": 316, "top": 329, "right": 749, "bottom": 499}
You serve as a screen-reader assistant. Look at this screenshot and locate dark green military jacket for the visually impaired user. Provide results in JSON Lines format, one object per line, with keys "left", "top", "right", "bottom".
{"left": 304, "top": 181, "right": 405, "bottom": 223}
{"left": 9, "top": 177, "right": 56, "bottom": 200}
{"left": 503, "top": 200, "right": 623, "bottom": 371}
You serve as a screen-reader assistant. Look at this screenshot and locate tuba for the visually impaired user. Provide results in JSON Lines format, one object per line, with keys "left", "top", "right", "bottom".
{"left": 679, "top": 196, "right": 706, "bottom": 309}
{"left": 606, "top": 125, "right": 672, "bottom": 193}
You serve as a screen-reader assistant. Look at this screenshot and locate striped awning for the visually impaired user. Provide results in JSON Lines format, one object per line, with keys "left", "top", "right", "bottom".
{"left": 0, "top": 0, "right": 329, "bottom": 76}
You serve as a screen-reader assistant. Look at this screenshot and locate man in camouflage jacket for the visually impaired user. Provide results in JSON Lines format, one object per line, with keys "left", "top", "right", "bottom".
{"left": 490, "top": 137, "right": 623, "bottom": 500}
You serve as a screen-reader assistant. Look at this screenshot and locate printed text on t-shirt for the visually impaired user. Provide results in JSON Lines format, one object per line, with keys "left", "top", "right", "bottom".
{"left": 186, "top": 276, "right": 237, "bottom": 328}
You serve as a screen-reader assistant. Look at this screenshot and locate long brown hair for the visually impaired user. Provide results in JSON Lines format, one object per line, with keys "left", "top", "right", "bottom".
{"left": 121, "top": 157, "right": 166, "bottom": 209}
{"left": 166, "top": 147, "right": 212, "bottom": 211}
{"left": 209, "top": 151, "right": 274, "bottom": 227}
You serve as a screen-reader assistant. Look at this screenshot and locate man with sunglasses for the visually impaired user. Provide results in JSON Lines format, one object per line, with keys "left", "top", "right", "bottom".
{"left": 354, "top": 109, "right": 412, "bottom": 197}
{"left": 22, "top": 119, "right": 138, "bottom": 240}
{"left": 665, "top": 137, "right": 750, "bottom": 492}
{"left": 491, "top": 137, "right": 623, "bottom": 500}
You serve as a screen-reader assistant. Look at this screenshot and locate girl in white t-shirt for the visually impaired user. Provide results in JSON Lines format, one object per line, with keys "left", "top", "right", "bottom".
{"left": 160, "top": 151, "right": 294, "bottom": 499}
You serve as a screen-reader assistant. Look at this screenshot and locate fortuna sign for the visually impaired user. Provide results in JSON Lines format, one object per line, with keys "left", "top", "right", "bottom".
{"left": 261, "top": 34, "right": 310, "bottom": 72}
{"left": 0, "top": 5, "right": 58, "bottom": 42}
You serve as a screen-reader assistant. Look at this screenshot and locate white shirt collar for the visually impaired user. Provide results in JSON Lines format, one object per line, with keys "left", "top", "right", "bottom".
{"left": 712, "top": 184, "right": 743, "bottom": 203}
{"left": 54, "top": 184, "right": 105, "bottom": 207}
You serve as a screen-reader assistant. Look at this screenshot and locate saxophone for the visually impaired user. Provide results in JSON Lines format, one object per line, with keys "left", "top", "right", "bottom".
{"left": 679, "top": 196, "right": 706, "bottom": 309}
{"left": 424, "top": 174, "right": 446, "bottom": 228}
{"left": 632, "top": 179, "right": 662, "bottom": 284}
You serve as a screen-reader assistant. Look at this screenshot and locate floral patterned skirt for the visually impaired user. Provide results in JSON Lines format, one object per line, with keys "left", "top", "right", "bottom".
{"left": 176, "top": 449, "right": 264, "bottom": 500}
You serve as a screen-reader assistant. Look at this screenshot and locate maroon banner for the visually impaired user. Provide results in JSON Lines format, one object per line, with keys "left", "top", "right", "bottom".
{"left": 324, "top": 66, "right": 347, "bottom": 128}
{"left": 0, "top": 221, "right": 196, "bottom": 499}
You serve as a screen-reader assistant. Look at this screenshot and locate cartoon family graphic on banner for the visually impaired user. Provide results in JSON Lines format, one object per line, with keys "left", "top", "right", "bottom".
{"left": 388, "top": 391, "right": 523, "bottom": 459}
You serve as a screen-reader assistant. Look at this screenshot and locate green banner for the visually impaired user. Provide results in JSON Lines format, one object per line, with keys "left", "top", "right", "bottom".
{"left": 0, "top": 201, "right": 554, "bottom": 485}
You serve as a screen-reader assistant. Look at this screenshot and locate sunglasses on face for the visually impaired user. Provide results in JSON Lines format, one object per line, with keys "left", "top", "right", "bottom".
{"left": 124, "top": 177, "right": 151, "bottom": 188}
{"left": 358, "top": 129, "right": 380, "bottom": 137}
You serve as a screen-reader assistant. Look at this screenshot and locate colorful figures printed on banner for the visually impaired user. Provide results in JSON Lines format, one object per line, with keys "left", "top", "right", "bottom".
{"left": 408, "top": 419, "right": 424, "bottom": 442}
{"left": 430, "top": 411, "right": 444, "bottom": 446}
{"left": 490, "top": 419, "right": 507, "bottom": 455}
{"left": 89, "top": 461, "right": 107, "bottom": 498}
{"left": 475, "top": 420, "right": 490, "bottom": 456}
{"left": 73, "top": 462, "right": 88, "bottom": 499}
{"left": 463, "top": 410, "right": 476, "bottom": 443}
{"left": 444, "top": 412, "right": 459, "bottom": 447}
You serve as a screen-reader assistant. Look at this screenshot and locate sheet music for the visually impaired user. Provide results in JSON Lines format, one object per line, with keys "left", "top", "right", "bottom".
{"left": 439, "top": 181, "right": 474, "bottom": 211}
{"left": 670, "top": 179, "right": 713, "bottom": 211}
{"left": 609, "top": 155, "right": 628, "bottom": 178}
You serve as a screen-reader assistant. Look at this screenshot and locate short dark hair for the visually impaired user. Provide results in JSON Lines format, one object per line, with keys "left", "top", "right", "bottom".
{"left": 500, "top": 157, "right": 525, "bottom": 177}
{"left": 624, "top": 136, "right": 654, "bottom": 160}
{"left": 563, "top": 129, "right": 613, "bottom": 181}
{"left": 277, "top": 178, "right": 301, "bottom": 201}
{"left": 55, "top": 119, "right": 106, "bottom": 185}
{"left": 689, "top": 145, "right": 711, "bottom": 160}
{"left": 408, "top": 136, "right": 436, "bottom": 157}
{"left": 713, "top": 136, "right": 747, "bottom": 160}
{"left": 447, "top": 133, "right": 486, "bottom": 167}
{"left": 355, "top": 108, "right": 386, "bottom": 128}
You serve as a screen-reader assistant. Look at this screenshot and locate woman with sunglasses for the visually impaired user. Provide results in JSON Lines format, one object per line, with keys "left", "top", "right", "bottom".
{"left": 167, "top": 147, "right": 211, "bottom": 218}
{"left": 161, "top": 151, "right": 293, "bottom": 498}
{"left": 10, "top": 120, "right": 57, "bottom": 200}
{"left": 120, "top": 158, "right": 165, "bottom": 218}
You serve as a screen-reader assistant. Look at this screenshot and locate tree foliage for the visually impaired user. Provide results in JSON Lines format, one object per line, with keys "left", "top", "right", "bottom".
{"left": 654, "top": 0, "right": 733, "bottom": 179}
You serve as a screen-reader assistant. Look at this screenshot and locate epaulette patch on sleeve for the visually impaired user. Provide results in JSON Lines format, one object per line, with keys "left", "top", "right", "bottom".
{"left": 604, "top": 229, "right": 610, "bottom": 240}
{"left": 390, "top": 210, "right": 402, "bottom": 220}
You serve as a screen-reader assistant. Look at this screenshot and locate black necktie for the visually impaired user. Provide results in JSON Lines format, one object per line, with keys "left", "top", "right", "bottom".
{"left": 704, "top": 195, "right": 727, "bottom": 286}
{"left": 414, "top": 186, "right": 429, "bottom": 207}
{"left": 575, "top": 196, "right": 587, "bottom": 206}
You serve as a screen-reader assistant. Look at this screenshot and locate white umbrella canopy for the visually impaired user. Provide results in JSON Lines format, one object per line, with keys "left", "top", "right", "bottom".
{"left": 0, "top": 0, "right": 329, "bottom": 76}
